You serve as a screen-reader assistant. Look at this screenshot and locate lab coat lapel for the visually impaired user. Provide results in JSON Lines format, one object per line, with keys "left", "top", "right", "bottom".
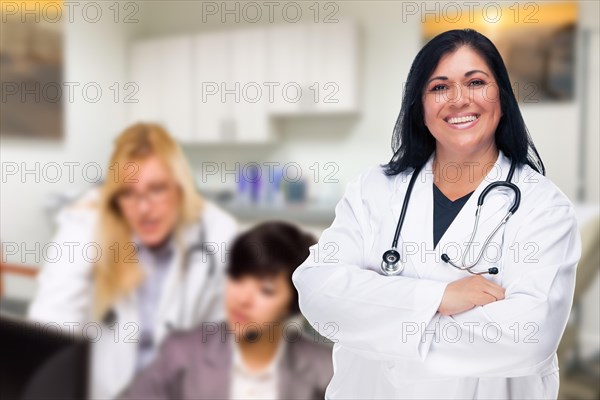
{"left": 198, "top": 322, "right": 231, "bottom": 399}
{"left": 390, "top": 154, "right": 435, "bottom": 278}
{"left": 279, "top": 340, "right": 312, "bottom": 399}
{"left": 431, "top": 151, "right": 516, "bottom": 277}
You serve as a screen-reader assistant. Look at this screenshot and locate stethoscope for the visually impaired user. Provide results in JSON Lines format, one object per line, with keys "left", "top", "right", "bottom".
{"left": 175, "top": 219, "right": 216, "bottom": 329}
{"left": 381, "top": 159, "right": 521, "bottom": 276}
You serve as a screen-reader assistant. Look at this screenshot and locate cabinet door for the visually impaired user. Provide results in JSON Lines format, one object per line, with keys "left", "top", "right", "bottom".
{"left": 159, "top": 36, "right": 194, "bottom": 142}
{"left": 230, "top": 28, "right": 271, "bottom": 143}
{"left": 129, "top": 36, "right": 193, "bottom": 142}
{"left": 129, "top": 40, "right": 162, "bottom": 125}
{"left": 266, "top": 22, "right": 359, "bottom": 115}
{"left": 194, "top": 32, "right": 231, "bottom": 143}
{"left": 266, "top": 24, "right": 309, "bottom": 115}
{"left": 307, "top": 21, "right": 359, "bottom": 113}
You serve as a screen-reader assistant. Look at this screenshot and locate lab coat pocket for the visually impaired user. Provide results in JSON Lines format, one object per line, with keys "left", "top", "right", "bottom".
{"left": 382, "top": 360, "right": 403, "bottom": 389}
{"left": 382, "top": 359, "right": 420, "bottom": 389}
{"left": 326, "top": 345, "right": 357, "bottom": 397}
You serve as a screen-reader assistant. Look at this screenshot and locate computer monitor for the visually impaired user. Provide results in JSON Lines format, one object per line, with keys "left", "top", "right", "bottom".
{"left": 0, "top": 315, "right": 90, "bottom": 400}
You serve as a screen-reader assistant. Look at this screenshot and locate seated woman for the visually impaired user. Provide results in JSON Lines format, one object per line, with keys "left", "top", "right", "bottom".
{"left": 122, "top": 222, "right": 334, "bottom": 399}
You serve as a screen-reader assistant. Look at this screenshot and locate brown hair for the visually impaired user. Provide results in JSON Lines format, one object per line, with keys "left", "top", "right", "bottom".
{"left": 227, "top": 221, "right": 316, "bottom": 316}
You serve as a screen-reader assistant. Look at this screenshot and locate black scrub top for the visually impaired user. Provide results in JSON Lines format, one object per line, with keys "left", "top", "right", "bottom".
{"left": 433, "top": 184, "right": 474, "bottom": 249}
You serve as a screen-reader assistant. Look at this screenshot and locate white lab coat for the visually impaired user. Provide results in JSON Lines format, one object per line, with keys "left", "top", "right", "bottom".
{"left": 28, "top": 189, "right": 238, "bottom": 399}
{"left": 293, "top": 150, "right": 581, "bottom": 399}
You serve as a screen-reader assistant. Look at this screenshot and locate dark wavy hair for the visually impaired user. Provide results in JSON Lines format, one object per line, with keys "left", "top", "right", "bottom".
{"left": 383, "top": 29, "right": 544, "bottom": 176}
{"left": 227, "top": 221, "right": 316, "bottom": 316}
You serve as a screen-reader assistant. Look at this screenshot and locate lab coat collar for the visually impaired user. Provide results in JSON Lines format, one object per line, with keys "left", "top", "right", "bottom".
{"left": 390, "top": 150, "right": 516, "bottom": 279}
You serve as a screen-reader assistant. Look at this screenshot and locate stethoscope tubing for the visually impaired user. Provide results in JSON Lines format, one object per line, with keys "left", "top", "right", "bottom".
{"left": 381, "top": 158, "right": 521, "bottom": 276}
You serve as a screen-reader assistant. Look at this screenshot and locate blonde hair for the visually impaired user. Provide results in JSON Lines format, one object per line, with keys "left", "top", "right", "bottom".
{"left": 93, "top": 123, "right": 203, "bottom": 319}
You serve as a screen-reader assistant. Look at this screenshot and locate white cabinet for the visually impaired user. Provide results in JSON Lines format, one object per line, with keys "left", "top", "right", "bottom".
{"left": 230, "top": 29, "right": 271, "bottom": 143}
{"left": 195, "top": 28, "right": 272, "bottom": 143}
{"left": 267, "top": 21, "right": 359, "bottom": 115}
{"left": 161, "top": 37, "right": 194, "bottom": 142}
{"left": 129, "top": 35, "right": 193, "bottom": 142}
{"left": 129, "top": 40, "right": 161, "bottom": 123}
{"left": 130, "top": 21, "right": 359, "bottom": 144}
{"left": 266, "top": 24, "right": 309, "bottom": 114}
{"left": 194, "top": 32, "right": 230, "bottom": 143}
{"left": 308, "top": 21, "right": 359, "bottom": 113}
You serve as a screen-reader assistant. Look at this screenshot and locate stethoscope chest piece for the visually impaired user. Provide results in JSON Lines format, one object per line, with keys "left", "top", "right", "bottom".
{"left": 380, "top": 164, "right": 424, "bottom": 276}
{"left": 381, "top": 249, "right": 403, "bottom": 275}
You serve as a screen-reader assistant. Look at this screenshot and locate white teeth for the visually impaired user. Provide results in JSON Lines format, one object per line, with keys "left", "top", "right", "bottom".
{"left": 447, "top": 115, "right": 479, "bottom": 124}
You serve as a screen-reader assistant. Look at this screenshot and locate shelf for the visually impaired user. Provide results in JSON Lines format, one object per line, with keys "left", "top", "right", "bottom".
{"left": 201, "top": 191, "right": 336, "bottom": 226}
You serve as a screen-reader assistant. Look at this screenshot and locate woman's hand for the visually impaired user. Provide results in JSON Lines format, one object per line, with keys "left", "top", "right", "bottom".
{"left": 438, "top": 275, "right": 505, "bottom": 316}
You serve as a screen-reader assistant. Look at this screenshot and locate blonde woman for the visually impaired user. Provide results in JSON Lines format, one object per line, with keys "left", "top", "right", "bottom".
{"left": 28, "top": 123, "right": 238, "bottom": 399}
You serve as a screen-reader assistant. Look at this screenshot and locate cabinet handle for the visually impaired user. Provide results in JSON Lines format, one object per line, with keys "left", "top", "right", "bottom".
{"left": 220, "top": 117, "right": 236, "bottom": 141}
{"left": 300, "top": 85, "right": 314, "bottom": 111}
{"left": 220, "top": 118, "right": 230, "bottom": 141}
{"left": 230, "top": 118, "right": 237, "bottom": 141}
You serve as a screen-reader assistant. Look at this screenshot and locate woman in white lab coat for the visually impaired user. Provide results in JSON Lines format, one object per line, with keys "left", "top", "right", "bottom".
{"left": 292, "top": 29, "right": 581, "bottom": 399}
{"left": 28, "top": 123, "right": 237, "bottom": 399}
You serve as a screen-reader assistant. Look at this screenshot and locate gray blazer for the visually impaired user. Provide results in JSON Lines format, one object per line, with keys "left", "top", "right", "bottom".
{"left": 122, "top": 321, "right": 333, "bottom": 399}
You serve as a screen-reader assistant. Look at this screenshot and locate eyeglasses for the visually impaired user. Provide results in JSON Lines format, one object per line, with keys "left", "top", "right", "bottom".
{"left": 116, "top": 182, "right": 175, "bottom": 208}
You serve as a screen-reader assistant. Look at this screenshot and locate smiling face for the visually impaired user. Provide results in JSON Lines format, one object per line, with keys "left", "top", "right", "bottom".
{"left": 115, "top": 156, "right": 182, "bottom": 247}
{"left": 225, "top": 272, "right": 293, "bottom": 338}
{"left": 422, "top": 46, "right": 502, "bottom": 158}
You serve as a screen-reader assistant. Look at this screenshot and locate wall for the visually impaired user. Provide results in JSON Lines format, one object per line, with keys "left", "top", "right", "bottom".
{"left": 1, "top": 5, "right": 144, "bottom": 295}
{"left": 2, "top": 0, "right": 598, "bottom": 354}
